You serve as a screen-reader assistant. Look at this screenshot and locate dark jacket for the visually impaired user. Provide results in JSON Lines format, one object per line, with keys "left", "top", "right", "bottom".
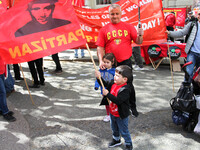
{"left": 98, "top": 78, "right": 130, "bottom": 119}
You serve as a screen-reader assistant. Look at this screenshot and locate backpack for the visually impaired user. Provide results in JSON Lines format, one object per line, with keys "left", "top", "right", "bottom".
{"left": 170, "top": 82, "right": 197, "bottom": 113}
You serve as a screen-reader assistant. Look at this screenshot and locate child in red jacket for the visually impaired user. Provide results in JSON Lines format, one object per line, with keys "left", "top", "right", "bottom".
{"left": 95, "top": 65, "right": 133, "bottom": 150}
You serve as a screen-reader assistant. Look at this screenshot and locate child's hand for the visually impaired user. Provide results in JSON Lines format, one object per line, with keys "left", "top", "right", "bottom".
{"left": 95, "top": 70, "right": 101, "bottom": 79}
{"left": 102, "top": 88, "right": 109, "bottom": 96}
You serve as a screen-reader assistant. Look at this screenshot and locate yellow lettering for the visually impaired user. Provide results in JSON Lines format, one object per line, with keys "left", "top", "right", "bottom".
{"left": 118, "top": 30, "right": 122, "bottom": 36}
{"left": 94, "top": 36, "right": 98, "bottom": 42}
{"left": 75, "top": 29, "right": 85, "bottom": 39}
{"left": 41, "top": 37, "right": 47, "bottom": 50}
{"left": 31, "top": 41, "right": 43, "bottom": 52}
{"left": 112, "top": 30, "right": 116, "bottom": 37}
{"left": 124, "top": 30, "right": 128, "bottom": 37}
{"left": 46, "top": 37, "right": 56, "bottom": 48}
{"left": 9, "top": 46, "right": 21, "bottom": 58}
{"left": 85, "top": 36, "right": 93, "bottom": 42}
{"left": 107, "top": 32, "right": 111, "bottom": 40}
{"left": 68, "top": 32, "right": 78, "bottom": 43}
{"left": 22, "top": 43, "right": 33, "bottom": 56}
{"left": 56, "top": 34, "right": 67, "bottom": 46}
{"left": 112, "top": 30, "right": 117, "bottom": 37}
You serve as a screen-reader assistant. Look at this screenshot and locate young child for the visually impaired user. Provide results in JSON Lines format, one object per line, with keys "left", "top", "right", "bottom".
{"left": 94, "top": 53, "right": 116, "bottom": 122}
{"left": 95, "top": 65, "right": 133, "bottom": 150}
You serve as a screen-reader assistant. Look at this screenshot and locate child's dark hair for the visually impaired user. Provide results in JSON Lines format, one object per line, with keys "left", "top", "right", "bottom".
{"left": 103, "top": 53, "right": 117, "bottom": 67}
{"left": 115, "top": 65, "right": 133, "bottom": 83}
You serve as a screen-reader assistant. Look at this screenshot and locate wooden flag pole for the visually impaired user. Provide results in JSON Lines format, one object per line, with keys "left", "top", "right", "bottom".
{"left": 167, "top": 43, "right": 175, "bottom": 92}
{"left": 85, "top": 43, "right": 110, "bottom": 104}
{"left": 19, "top": 63, "right": 35, "bottom": 105}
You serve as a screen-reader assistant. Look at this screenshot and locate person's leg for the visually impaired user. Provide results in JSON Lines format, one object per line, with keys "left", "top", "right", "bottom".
{"left": 81, "top": 49, "right": 85, "bottom": 57}
{"left": 117, "top": 116, "right": 132, "bottom": 148}
{"left": 133, "top": 46, "right": 143, "bottom": 68}
{"left": 109, "top": 114, "right": 122, "bottom": 147}
{"left": 103, "top": 105, "right": 110, "bottom": 122}
{"left": 4, "top": 68, "right": 15, "bottom": 93}
{"left": 0, "top": 74, "right": 9, "bottom": 114}
{"left": 13, "top": 64, "right": 22, "bottom": 80}
{"left": 105, "top": 105, "right": 109, "bottom": 115}
{"left": 74, "top": 49, "right": 78, "bottom": 58}
{"left": 0, "top": 74, "right": 16, "bottom": 121}
{"left": 186, "top": 51, "right": 196, "bottom": 83}
{"left": 28, "top": 60, "right": 40, "bottom": 86}
{"left": 52, "top": 53, "right": 62, "bottom": 71}
{"left": 35, "top": 58, "right": 45, "bottom": 85}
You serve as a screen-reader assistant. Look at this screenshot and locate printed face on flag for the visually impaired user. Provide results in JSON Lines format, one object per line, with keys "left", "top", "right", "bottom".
{"left": 15, "top": 0, "right": 71, "bottom": 37}
{"left": 30, "top": 3, "right": 53, "bottom": 24}
{"left": 0, "top": 0, "right": 86, "bottom": 64}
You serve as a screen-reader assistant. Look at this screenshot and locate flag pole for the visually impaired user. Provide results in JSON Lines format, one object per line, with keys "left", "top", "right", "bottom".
{"left": 167, "top": 43, "right": 175, "bottom": 92}
{"left": 19, "top": 63, "right": 35, "bottom": 105}
{"left": 138, "top": 0, "right": 141, "bottom": 28}
{"left": 85, "top": 43, "right": 110, "bottom": 104}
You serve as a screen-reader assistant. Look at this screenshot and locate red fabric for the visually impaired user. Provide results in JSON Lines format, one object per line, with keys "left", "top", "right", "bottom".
{"left": 141, "top": 43, "right": 187, "bottom": 64}
{"left": 109, "top": 83, "right": 127, "bottom": 117}
{"left": 72, "top": 0, "right": 84, "bottom": 7}
{"left": 96, "top": 22, "right": 137, "bottom": 62}
{"left": 165, "top": 13, "right": 176, "bottom": 27}
{"left": 74, "top": 0, "right": 167, "bottom": 48}
{"left": 0, "top": 56, "right": 6, "bottom": 75}
{"left": 0, "top": 0, "right": 86, "bottom": 64}
{"left": 0, "top": 0, "right": 7, "bottom": 14}
{"left": 163, "top": 8, "right": 186, "bottom": 27}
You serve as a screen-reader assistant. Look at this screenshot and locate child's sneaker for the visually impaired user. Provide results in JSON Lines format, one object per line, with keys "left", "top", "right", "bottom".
{"left": 125, "top": 144, "right": 133, "bottom": 150}
{"left": 108, "top": 139, "right": 122, "bottom": 148}
{"left": 103, "top": 115, "right": 110, "bottom": 122}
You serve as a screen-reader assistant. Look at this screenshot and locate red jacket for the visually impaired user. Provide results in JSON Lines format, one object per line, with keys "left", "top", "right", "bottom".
{"left": 165, "top": 13, "right": 176, "bottom": 27}
{"left": 0, "top": 56, "right": 6, "bottom": 76}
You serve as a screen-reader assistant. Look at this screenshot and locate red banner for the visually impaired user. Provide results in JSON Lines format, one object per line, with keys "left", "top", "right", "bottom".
{"left": 72, "top": 0, "right": 84, "bottom": 7}
{"left": 74, "top": 0, "right": 167, "bottom": 48}
{"left": 163, "top": 8, "right": 186, "bottom": 27}
{"left": 0, "top": 0, "right": 86, "bottom": 64}
{"left": 0, "top": 0, "right": 7, "bottom": 14}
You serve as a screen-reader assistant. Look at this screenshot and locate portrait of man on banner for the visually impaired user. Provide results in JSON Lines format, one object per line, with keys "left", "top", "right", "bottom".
{"left": 15, "top": 0, "right": 71, "bottom": 37}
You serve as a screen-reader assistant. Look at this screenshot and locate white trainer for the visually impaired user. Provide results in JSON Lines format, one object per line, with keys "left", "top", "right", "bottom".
{"left": 103, "top": 115, "right": 110, "bottom": 122}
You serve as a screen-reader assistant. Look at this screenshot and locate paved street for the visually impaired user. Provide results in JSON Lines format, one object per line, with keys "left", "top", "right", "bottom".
{"left": 0, "top": 49, "right": 200, "bottom": 150}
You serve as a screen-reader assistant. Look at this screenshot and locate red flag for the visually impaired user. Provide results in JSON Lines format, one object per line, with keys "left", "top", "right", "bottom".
{"left": 0, "top": 0, "right": 7, "bottom": 14}
{"left": 74, "top": 0, "right": 167, "bottom": 48}
{"left": 72, "top": 0, "right": 84, "bottom": 7}
{"left": 0, "top": 0, "right": 86, "bottom": 64}
{"left": 163, "top": 8, "right": 186, "bottom": 27}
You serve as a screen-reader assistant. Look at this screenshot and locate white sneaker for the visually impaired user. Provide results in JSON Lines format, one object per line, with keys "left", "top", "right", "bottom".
{"left": 134, "top": 67, "right": 144, "bottom": 71}
{"left": 103, "top": 115, "right": 110, "bottom": 122}
{"left": 133, "top": 65, "right": 139, "bottom": 68}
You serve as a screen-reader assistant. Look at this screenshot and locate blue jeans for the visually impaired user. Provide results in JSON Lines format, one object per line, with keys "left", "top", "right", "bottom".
{"left": 5, "top": 68, "right": 15, "bottom": 93}
{"left": 0, "top": 74, "right": 9, "bottom": 115}
{"left": 110, "top": 114, "right": 132, "bottom": 146}
{"left": 186, "top": 51, "right": 200, "bottom": 82}
{"left": 75, "top": 49, "right": 84, "bottom": 57}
